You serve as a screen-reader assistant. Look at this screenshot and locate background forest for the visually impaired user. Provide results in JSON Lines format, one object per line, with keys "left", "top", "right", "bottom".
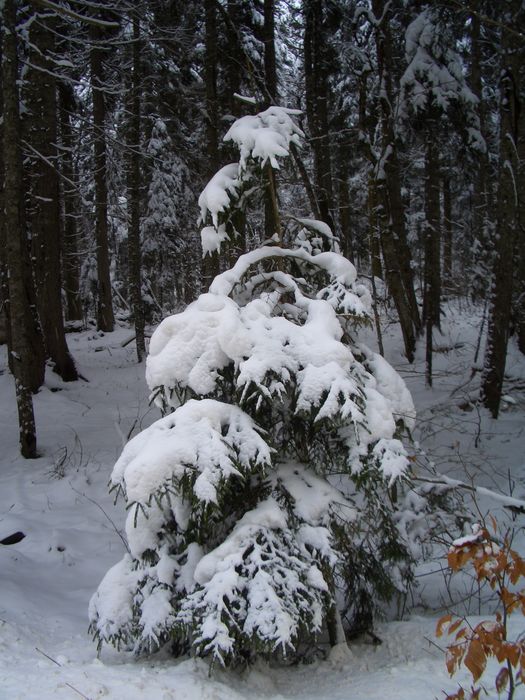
{"left": 0, "top": 0, "right": 523, "bottom": 458}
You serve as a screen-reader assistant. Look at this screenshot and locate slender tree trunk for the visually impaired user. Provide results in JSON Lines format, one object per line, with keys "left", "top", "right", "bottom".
{"left": 376, "top": 171, "right": 417, "bottom": 363}
{"left": 202, "top": 0, "right": 220, "bottom": 284}
{"left": 442, "top": 173, "right": 453, "bottom": 291}
{"left": 263, "top": 0, "right": 278, "bottom": 104}
{"left": 423, "top": 126, "right": 442, "bottom": 386}
{"left": 481, "top": 6, "right": 522, "bottom": 417}
{"left": 304, "top": 0, "right": 335, "bottom": 233}
{"left": 24, "top": 11, "right": 78, "bottom": 381}
{"left": 90, "top": 27, "right": 115, "bottom": 332}
{"left": 205, "top": 0, "right": 219, "bottom": 175}
{"left": 516, "top": 123, "right": 525, "bottom": 353}
{"left": 225, "top": 1, "right": 243, "bottom": 118}
{"left": 59, "top": 84, "right": 83, "bottom": 322}
{"left": 371, "top": 0, "right": 420, "bottom": 362}
{"left": 0, "top": 37, "right": 9, "bottom": 351}
{"left": 127, "top": 16, "right": 145, "bottom": 362}
{"left": 337, "top": 143, "right": 353, "bottom": 260}
{"left": 263, "top": 0, "right": 280, "bottom": 241}
{"left": 423, "top": 126, "right": 441, "bottom": 330}
{"left": 384, "top": 144, "right": 420, "bottom": 333}
{"left": 2, "top": 0, "right": 39, "bottom": 457}
{"left": 367, "top": 173, "right": 383, "bottom": 280}
{"left": 469, "top": 6, "right": 492, "bottom": 301}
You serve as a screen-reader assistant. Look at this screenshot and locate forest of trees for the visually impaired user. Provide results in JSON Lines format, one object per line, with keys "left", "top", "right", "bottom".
{"left": 0, "top": 0, "right": 523, "bottom": 458}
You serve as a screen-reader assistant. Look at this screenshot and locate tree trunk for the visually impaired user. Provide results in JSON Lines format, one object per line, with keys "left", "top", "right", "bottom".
{"left": 202, "top": 0, "right": 220, "bottom": 286}
{"left": 516, "top": 120, "right": 525, "bottom": 353}
{"left": 337, "top": 143, "right": 353, "bottom": 260}
{"left": 25, "top": 11, "right": 78, "bottom": 381}
{"left": 0, "top": 36, "right": 10, "bottom": 351}
{"left": 304, "top": 0, "right": 335, "bottom": 233}
{"left": 59, "top": 84, "right": 83, "bottom": 322}
{"left": 469, "top": 6, "right": 492, "bottom": 301}
{"left": 90, "top": 26, "right": 115, "bottom": 332}
{"left": 376, "top": 172, "right": 417, "bottom": 363}
{"left": 442, "top": 173, "right": 453, "bottom": 291}
{"left": 225, "top": 1, "right": 244, "bottom": 118}
{"left": 423, "top": 126, "right": 441, "bottom": 330}
{"left": 263, "top": 0, "right": 278, "bottom": 104}
{"left": 2, "top": 0, "right": 39, "bottom": 457}
{"left": 367, "top": 173, "right": 383, "bottom": 280}
{"left": 481, "top": 5, "right": 522, "bottom": 417}
{"left": 205, "top": 0, "right": 219, "bottom": 175}
{"left": 371, "top": 0, "right": 420, "bottom": 361}
{"left": 127, "top": 16, "right": 145, "bottom": 362}
{"left": 263, "top": 0, "right": 280, "bottom": 241}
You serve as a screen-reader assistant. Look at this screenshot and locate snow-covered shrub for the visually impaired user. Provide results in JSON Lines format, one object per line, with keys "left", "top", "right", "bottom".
{"left": 90, "top": 106, "right": 418, "bottom": 666}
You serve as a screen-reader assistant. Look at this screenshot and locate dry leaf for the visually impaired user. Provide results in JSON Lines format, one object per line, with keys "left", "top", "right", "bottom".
{"left": 464, "top": 639, "right": 486, "bottom": 682}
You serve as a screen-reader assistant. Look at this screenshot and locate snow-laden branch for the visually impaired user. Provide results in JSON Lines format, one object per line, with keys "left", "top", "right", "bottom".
{"left": 28, "top": 0, "right": 120, "bottom": 27}
{"left": 415, "top": 474, "right": 525, "bottom": 513}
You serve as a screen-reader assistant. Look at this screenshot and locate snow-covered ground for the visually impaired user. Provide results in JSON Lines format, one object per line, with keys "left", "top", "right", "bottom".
{"left": 1, "top": 304, "right": 524, "bottom": 699}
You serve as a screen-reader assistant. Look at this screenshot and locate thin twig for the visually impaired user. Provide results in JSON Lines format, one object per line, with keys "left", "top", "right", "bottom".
{"left": 35, "top": 648, "right": 93, "bottom": 700}
{"left": 69, "top": 484, "right": 130, "bottom": 553}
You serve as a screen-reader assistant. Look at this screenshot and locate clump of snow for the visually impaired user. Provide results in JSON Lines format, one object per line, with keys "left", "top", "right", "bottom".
{"left": 112, "top": 399, "right": 272, "bottom": 508}
{"left": 198, "top": 164, "right": 241, "bottom": 230}
{"left": 224, "top": 106, "right": 303, "bottom": 171}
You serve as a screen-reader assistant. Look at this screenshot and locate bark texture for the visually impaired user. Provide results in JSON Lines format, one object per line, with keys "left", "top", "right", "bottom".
{"left": 90, "top": 23, "right": 115, "bottom": 332}
{"left": 481, "top": 4, "right": 523, "bottom": 417}
{"left": 25, "top": 11, "right": 78, "bottom": 381}
{"left": 2, "top": 0, "right": 40, "bottom": 457}
{"left": 127, "top": 16, "right": 146, "bottom": 362}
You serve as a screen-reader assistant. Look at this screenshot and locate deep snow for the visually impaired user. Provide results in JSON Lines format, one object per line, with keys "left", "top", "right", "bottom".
{"left": 1, "top": 303, "right": 524, "bottom": 699}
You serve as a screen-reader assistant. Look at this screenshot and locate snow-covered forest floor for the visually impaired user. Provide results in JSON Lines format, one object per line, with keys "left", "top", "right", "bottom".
{"left": 1, "top": 299, "right": 524, "bottom": 700}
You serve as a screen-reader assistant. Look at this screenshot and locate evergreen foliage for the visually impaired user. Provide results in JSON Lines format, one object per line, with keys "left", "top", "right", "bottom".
{"left": 89, "top": 106, "right": 425, "bottom": 666}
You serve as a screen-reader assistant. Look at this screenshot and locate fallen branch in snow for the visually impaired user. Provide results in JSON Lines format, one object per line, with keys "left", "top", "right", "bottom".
{"left": 121, "top": 333, "right": 151, "bottom": 348}
{"left": 35, "top": 648, "right": 93, "bottom": 700}
{"left": 414, "top": 475, "right": 525, "bottom": 513}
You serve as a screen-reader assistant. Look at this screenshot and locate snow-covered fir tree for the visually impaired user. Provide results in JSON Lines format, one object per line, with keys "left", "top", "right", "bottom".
{"left": 90, "top": 106, "right": 423, "bottom": 667}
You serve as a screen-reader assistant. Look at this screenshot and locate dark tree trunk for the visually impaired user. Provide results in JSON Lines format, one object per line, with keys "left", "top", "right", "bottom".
{"left": 337, "top": 142, "right": 353, "bottom": 260}
{"left": 0, "top": 36, "right": 9, "bottom": 351}
{"left": 290, "top": 144, "right": 321, "bottom": 221}
{"left": 202, "top": 0, "right": 220, "bottom": 284}
{"left": 367, "top": 174, "right": 383, "bottom": 280}
{"left": 371, "top": 0, "right": 420, "bottom": 361}
{"left": 516, "top": 123, "right": 525, "bottom": 353}
{"left": 2, "top": 0, "right": 40, "bottom": 457}
{"left": 263, "top": 0, "right": 280, "bottom": 241}
{"left": 90, "top": 26, "right": 115, "bottom": 332}
{"left": 304, "top": 0, "right": 335, "bottom": 232}
{"left": 442, "top": 174, "right": 453, "bottom": 290}
{"left": 24, "top": 11, "right": 78, "bottom": 381}
{"left": 263, "top": 0, "right": 278, "bottom": 104}
{"left": 58, "top": 84, "right": 83, "bottom": 322}
{"left": 481, "top": 5, "right": 522, "bottom": 417}
{"left": 225, "top": 1, "right": 244, "bottom": 118}
{"left": 423, "top": 126, "right": 441, "bottom": 330}
{"left": 127, "top": 16, "right": 145, "bottom": 362}
{"left": 469, "top": 6, "right": 493, "bottom": 301}
{"left": 205, "top": 0, "right": 219, "bottom": 175}
{"left": 376, "top": 174, "right": 417, "bottom": 363}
